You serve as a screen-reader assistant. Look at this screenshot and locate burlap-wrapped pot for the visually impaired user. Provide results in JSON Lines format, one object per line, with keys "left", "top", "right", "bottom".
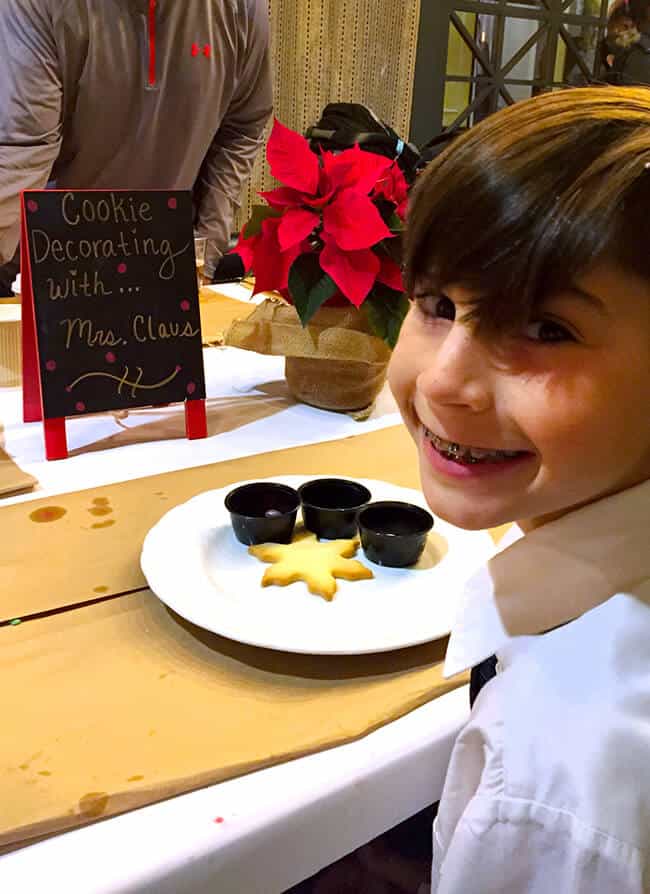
{"left": 225, "top": 297, "right": 391, "bottom": 412}
{"left": 284, "top": 355, "right": 387, "bottom": 411}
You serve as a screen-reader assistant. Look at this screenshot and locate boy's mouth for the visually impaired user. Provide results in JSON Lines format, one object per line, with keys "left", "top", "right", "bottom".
{"left": 423, "top": 427, "right": 529, "bottom": 465}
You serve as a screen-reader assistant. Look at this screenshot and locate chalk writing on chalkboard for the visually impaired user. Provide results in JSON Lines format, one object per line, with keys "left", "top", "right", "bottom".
{"left": 23, "top": 189, "right": 206, "bottom": 420}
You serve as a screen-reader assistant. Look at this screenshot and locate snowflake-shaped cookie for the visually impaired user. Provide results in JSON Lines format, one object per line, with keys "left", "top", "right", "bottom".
{"left": 248, "top": 532, "right": 374, "bottom": 601}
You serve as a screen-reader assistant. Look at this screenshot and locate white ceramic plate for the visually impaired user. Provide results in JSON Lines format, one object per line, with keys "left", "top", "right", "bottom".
{"left": 141, "top": 476, "right": 495, "bottom": 655}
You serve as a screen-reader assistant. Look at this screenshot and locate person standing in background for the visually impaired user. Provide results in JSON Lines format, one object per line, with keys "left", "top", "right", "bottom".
{"left": 0, "top": 0, "right": 273, "bottom": 295}
{"left": 601, "top": 0, "right": 650, "bottom": 84}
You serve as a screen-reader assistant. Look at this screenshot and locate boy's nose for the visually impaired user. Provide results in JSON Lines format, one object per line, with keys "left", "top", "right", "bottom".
{"left": 417, "top": 326, "right": 493, "bottom": 414}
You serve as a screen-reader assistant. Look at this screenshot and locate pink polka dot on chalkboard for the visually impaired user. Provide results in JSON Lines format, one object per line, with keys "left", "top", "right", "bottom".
{"left": 117, "top": 262, "right": 127, "bottom": 274}
{"left": 180, "top": 300, "right": 190, "bottom": 311}
{"left": 27, "top": 199, "right": 39, "bottom": 213}
{"left": 167, "top": 197, "right": 177, "bottom": 209}
{"left": 186, "top": 382, "right": 196, "bottom": 395}
{"left": 45, "top": 360, "right": 56, "bottom": 372}
{"left": 75, "top": 401, "right": 86, "bottom": 412}
{"left": 65, "top": 385, "right": 72, "bottom": 393}
{"left": 105, "top": 351, "right": 116, "bottom": 363}
{"left": 175, "top": 365, "right": 182, "bottom": 372}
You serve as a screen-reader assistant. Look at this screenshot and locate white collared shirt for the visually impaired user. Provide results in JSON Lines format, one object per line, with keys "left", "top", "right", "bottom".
{"left": 432, "top": 480, "right": 650, "bottom": 894}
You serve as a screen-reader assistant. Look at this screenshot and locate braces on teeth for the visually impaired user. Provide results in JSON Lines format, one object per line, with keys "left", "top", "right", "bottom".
{"left": 425, "top": 429, "right": 520, "bottom": 463}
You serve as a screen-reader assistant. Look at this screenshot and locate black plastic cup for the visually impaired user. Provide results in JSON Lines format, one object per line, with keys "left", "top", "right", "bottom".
{"left": 298, "top": 478, "right": 372, "bottom": 539}
{"left": 358, "top": 501, "right": 434, "bottom": 567}
{"left": 224, "top": 482, "right": 300, "bottom": 545}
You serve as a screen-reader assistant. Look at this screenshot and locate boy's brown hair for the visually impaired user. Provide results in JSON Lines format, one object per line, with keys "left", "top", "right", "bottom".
{"left": 405, "top": 86, "right": 650, "bottom": 334}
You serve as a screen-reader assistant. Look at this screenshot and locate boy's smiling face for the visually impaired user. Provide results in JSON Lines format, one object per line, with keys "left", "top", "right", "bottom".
{"left": 388, "top": 262, "right": 650, "bottom": 531}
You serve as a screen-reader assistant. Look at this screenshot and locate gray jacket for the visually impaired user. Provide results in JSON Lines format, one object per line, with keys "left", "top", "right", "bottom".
{"left": 0, "top": 0, "right": 272, "bottom": 277}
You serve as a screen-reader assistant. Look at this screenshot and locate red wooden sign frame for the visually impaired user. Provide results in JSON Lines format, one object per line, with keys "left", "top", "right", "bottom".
{"left": 20, "top": 193, "right": 207, "bottom": 460}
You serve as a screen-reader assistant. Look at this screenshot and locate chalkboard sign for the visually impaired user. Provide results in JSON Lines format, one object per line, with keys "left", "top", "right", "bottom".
{"left": 22, "top": 190, "right": 206, "bottom": 420}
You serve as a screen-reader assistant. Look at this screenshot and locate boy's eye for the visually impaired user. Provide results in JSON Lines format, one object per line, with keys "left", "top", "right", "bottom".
{"left": 524, "top": 319, "right": 576, "bottom": 344}
{"left": 415, "top": 295, "right": 456, "bottom": 321}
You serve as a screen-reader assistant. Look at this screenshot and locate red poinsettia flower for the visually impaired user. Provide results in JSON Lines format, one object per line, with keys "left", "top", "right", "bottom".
{"left": 233, "top": 117, "right": 406, "bottom": 313}
{"left": 372, "top": 163, "right": 409, "bottom": 221}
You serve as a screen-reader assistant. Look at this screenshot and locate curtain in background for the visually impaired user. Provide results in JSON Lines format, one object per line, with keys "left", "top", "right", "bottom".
{"left": 236, "top": 0, "right": 421, "bottom": 228}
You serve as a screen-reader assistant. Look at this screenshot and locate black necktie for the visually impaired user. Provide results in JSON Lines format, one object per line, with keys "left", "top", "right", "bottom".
{"left": 469, "top": 654, "right": 498, "bottom": 708}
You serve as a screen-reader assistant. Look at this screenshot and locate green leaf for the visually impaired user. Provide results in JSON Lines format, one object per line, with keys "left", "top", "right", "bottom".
{"left": 243, "top": 204, "right": 282, "bottom": 238}
{"left": 288, "top": 259, "right": 309, "bottom": 309}
{"left": 363, "top": 285, "right": 410, "bottom": 349}
{"left": 289, "top": 256, "right": 337, "bottom": 327}
{"left": 388, "top": 212, "right": 404, "bottom": 233}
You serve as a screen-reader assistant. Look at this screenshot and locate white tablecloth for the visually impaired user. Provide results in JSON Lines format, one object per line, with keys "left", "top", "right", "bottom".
{"left": 0, "top": 285, "right": 475, "bottom": 892}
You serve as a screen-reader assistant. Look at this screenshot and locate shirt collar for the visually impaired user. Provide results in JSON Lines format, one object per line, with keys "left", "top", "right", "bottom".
{"left": 444, "top": 479, "right": 650, "bottom": 677}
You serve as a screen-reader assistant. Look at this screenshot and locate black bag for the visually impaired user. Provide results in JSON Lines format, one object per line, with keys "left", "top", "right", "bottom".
{"left": 304, "top": 102, "right": 421, "bottom": 183}
{"left": 416, "top": 127, "right": 463, "bottom": 172}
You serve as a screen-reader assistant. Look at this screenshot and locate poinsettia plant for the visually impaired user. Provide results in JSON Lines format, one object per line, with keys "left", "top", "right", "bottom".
{"left": 232, "top": 118, "right": 410, "bottom": 348}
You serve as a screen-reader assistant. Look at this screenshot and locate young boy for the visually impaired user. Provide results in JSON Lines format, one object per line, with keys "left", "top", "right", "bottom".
{"left": 388, "top": 85, "right": 650, "bottom": 892}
